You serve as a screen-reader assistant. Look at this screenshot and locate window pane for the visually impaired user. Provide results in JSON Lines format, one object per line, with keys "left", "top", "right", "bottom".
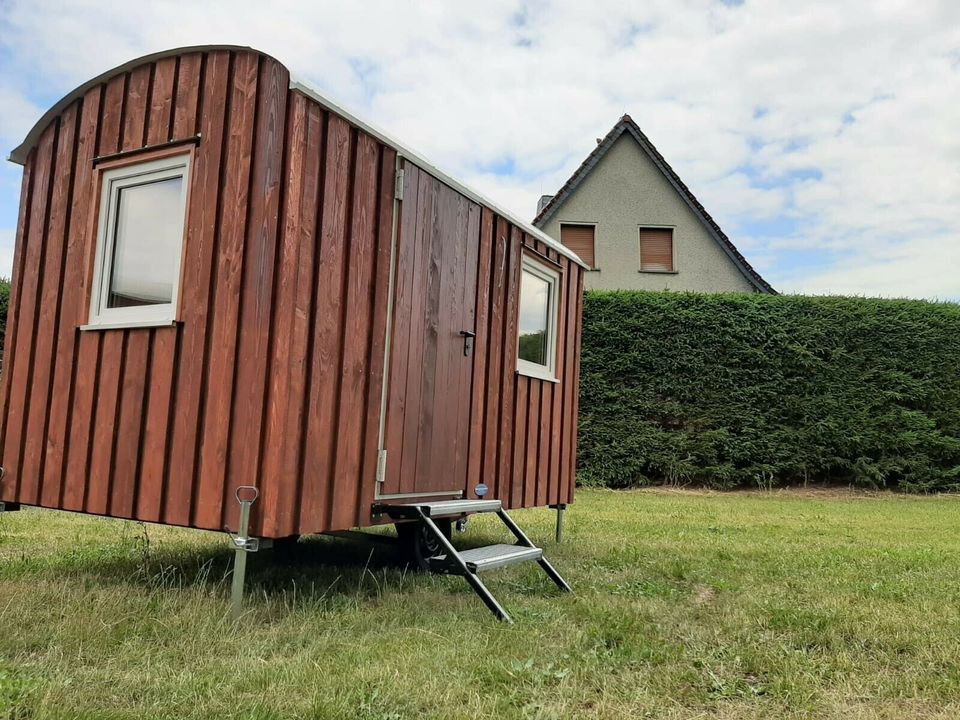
{"left": 108, "top": 176, "right": 183, "bottom": 308}
{"left": 518, "top": 269, "right": 550, "bottom": 366}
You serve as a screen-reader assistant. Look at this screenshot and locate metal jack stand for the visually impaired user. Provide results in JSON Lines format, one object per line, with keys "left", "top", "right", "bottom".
{"left": 227, "top": 486, "right": 262, "bottom": 620}
{"left": 549, "top": 504, "right": 567, "bottom": 543}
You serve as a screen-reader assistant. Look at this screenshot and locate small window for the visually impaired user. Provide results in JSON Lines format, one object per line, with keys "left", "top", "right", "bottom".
{"left": 560, "top": 223, "right": 595, "bottom": 268}
{"left": 88, "top": 154, "right": 191, "bottom": 328}
{"left": 639, "top": 227, "right": 674, "bottom": 272}
{"left": 517, "top": 255, "right": 560, "bottom": 381}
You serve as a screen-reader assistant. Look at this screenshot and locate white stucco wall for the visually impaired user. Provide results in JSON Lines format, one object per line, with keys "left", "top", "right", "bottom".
{"left": 539, "top": 134, "right": 757, "bottom": 293}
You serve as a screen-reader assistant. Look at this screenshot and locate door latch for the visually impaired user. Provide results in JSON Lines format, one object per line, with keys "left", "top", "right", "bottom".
{"left": 459, "top": 329, "right": 476, "bottom": 357}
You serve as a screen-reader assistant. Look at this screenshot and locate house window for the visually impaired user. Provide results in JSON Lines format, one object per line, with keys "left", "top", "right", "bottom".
{"left": 639, "top": 227, "right": 674, "bottom": 272}
{"left": 88, "top": 154, "right": 191, "bottom": 328}
{"left": 516, "top": 255, "right": 560, "bottom": 381}
{"left": 559, "top": 223, "right": 596, "bottom": 269}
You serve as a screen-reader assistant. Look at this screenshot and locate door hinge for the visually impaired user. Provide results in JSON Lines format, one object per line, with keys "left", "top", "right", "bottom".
{"left": 394, "top": 168, "right": 404, "bottom": 200}
{"left": 376, "top": 449, "right": 387, "bottom": 483}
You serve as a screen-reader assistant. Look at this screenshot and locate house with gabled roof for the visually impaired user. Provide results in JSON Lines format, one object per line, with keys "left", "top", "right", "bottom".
{"left": 533, "top": 115, "right": 775, "bottom": 294}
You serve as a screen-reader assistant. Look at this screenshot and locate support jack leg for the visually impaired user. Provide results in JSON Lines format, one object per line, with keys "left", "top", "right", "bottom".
{"left": 227, "top": 486, "right": 262, "bottom": 620}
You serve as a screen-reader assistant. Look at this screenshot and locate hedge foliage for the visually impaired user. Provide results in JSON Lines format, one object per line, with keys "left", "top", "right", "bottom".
{"left": 578, "top": 291, "right": 960, "bottom": 492}
{"left": 0, "top": 277, "right": 9, "bottom": 371}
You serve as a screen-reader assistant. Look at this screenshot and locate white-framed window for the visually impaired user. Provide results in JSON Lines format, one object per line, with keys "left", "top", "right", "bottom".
{"left": 86, "top": 153, "right": 191, "bottom": 329}
{"left": 516, "top": 255, "right": 560, "bottom": 382}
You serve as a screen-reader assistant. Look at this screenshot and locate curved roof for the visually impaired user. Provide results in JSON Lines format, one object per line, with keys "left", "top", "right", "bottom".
{"left": 533, "top": 114, "right": 775, "bottom": 292}
{"left": 9, "top": 45, "right": 587, "bottom": 269}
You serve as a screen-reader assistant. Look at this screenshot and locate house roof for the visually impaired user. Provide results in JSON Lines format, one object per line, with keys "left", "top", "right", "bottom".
{"left": 533, "top": 115, "right": 776, "bottom": 293}
{"left": 7, "top": 44, "right": 588, "bottom": 269}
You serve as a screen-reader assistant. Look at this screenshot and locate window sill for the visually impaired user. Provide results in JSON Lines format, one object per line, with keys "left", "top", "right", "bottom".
{"left": 638, "top": 269, "right": 678, "bottom": 275}
{"left": 80, "top": 319, "right": 178, "bottom": 331}
{"left": 516, "top": 368, "right": 559, "bottom": 384}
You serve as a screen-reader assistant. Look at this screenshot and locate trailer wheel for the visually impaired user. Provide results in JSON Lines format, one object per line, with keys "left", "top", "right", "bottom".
{"left": 395, "top": 518, "right": 453, "bottom": 571}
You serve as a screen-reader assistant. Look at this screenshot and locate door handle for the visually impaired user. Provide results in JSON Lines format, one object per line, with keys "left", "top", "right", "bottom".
{"left": 459, "top": 330, "right": 476, "bottom": 357}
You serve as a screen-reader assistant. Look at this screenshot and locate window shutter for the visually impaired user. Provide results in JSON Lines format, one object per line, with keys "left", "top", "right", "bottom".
{"left": 640, "top": 228, "right": 674, "bottom": 271}
{"left": 560, "top": 224, "right": 595, "bottom": 268}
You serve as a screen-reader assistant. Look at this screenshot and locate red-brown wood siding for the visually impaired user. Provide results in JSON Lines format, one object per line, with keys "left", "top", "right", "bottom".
{"left": 381, "top": 166, "right": 583, "bottom": 508}
{"left": 0, "top": 47, "right": 583, "bottom": 537}
{"left": 381, "top": 163, "right": 481, "bottom": 498}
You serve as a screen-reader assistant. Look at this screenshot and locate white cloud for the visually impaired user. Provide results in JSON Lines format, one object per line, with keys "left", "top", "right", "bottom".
{"left": 779, "top": 234, "right": 960, "bottom": 300}
{"left": 0, "top": 0, "right": 957, "bottom": 298}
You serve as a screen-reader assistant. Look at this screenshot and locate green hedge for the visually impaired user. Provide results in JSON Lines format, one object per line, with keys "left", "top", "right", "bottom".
{"left": 578, "top": 291, "right": 960, "bottom": 491}
{"left": 0, "top": 277, "right": 8, "bottom": 372}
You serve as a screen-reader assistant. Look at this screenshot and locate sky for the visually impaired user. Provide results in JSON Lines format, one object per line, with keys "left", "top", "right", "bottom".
{"left": 0, "top": 0, "right": 957, "bottom": 300}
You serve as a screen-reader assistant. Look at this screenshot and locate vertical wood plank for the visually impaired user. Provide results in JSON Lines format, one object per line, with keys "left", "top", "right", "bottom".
{"left": 560, "top": 264, "right": 582, "bottom": 505}
{"left": 435, "top": 193, "right": 467, "bottom": 491}
{"left": 524, "top": 379, "right": 541, "bottom": 508}
{"left": 23, "top": 104, "right": 78, "bottom": 508}
{"left": 5, "top": 123, "right": 57, "bottom": 501}
{"left": 330, "top": 132, "right": 379, "bottom": 530}
{"left": 164, "top": 50, "right": 229, "bottom": 527}
{"left": 135, "top": 56, "right": 180, "bottom": 520}
{"left": 109, "top": 63, "right": 155, "bottom": 517}
{"left": 85, "top": 72, "right": 128, "bottom": 515}
{"left": 415, "top": 182, "right": 448, "bottom": 493}
{"left": 356, "top": 145, "right": 397, "bottom": 524}
{"left": 148, "top": 57, "right": 176, "bottom": 144}
{"left": 172, "top": 53, "right": 202, "bottom": 139}
{"left": 466, "top": 207, "right": 494, "bottom": 494}
{"left": 483, "top": 217, "right": 508, "bottom": 500}
{"left": 86, "top": 330, "right": 124, "bottom": 515}
{"left": 225, "top": 56, "right": 288, "bottom": 535}
{"left": 299, "top": 115, "right": 351, "bottom": 529}
{"left": 497, "top": 227, "right": 521, "bottom": 506}
{"left": 510, "top": 376, "right": 528, "bottom": 509}
{"left": 111, "top": 330, "right": 150, "bottom": 517}
{"left": 279, "top": 105, "right": 325, "bottom": 535}
{"left": 122, "top": 65, "right": 151, "bottom": 148}
{"left": 397, "top": 171, "right": 433, "bottom": 495}
{"left": 382, "top": 162, "right": 420, "bottom": 495}
{"left": 136, "top": 327, "right": 175, "bottom": 520}
{"left": 259, "top": 90, "right": 307, "bottom": 538}
{"left": 0, "top": 147, "right": 36, "bottom": 502}
{"left": 453, "top": 201, "right": 481, "bottom": 495}
{"left": 192, "top": 51, "right": 258, "bottom": 530}
{"left": 58, "top": 85, "right": 103, "bottom": 513}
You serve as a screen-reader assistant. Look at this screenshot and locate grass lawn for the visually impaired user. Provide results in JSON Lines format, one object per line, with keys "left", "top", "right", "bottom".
{"left": 2, "top": 488, "right": 960, "bottom": 719}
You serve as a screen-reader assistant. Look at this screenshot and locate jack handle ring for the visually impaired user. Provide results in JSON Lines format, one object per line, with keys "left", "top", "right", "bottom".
{"left": 235, "top": 485, "right": 259, "bottom": 505}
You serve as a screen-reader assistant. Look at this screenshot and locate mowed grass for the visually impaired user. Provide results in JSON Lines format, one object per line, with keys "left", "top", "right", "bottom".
{"left": 2, "top": 488, "right": 960, "bottom": 719}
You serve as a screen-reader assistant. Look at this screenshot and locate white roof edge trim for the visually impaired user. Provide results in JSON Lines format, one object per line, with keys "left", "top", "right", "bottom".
{"left": 289, "top": 77, "right": 587, "bottom": 269}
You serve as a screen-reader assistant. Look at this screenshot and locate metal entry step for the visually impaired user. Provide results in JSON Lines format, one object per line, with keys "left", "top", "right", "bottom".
{"left": 458, "top": 544, "right": 543, "bottom": 572}
{"left": 380, "top": 499, "right": 571, "bottom": 623}
{"left": 379, "top": 498, "right": 502, "bottom": 519}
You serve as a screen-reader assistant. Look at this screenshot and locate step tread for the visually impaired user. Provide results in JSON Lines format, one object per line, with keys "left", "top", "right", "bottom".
{"left": 393, "top": 498, "right": 502, "bottom": 516}
{"left": 458, "top": 543, "right": 543, "bottom": 572}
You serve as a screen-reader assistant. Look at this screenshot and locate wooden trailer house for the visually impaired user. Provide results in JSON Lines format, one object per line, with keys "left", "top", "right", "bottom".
{"left": 0, "top": 45, "right": 586, "bottom": 621}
